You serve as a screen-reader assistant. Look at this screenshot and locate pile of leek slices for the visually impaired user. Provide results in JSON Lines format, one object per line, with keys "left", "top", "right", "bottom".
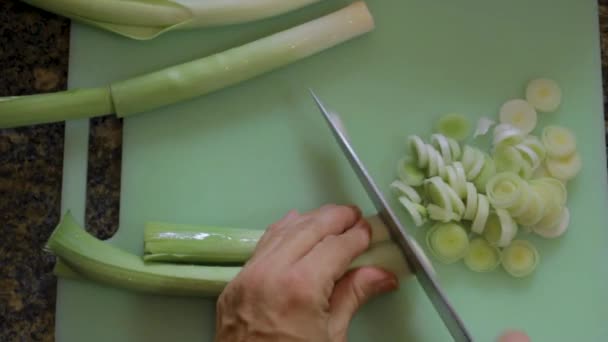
{"left": 391, "top": 78, "right": 580, "bottom": 278}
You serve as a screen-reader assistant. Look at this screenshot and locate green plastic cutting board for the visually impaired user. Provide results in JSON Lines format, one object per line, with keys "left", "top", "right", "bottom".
{"left": 59, "top": 0, "right": 608, "bottom": 340}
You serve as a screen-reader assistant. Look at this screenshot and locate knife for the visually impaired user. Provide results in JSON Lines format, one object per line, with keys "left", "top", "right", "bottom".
{"left": 310, "top": 89, "right": 473, "bottom": 342}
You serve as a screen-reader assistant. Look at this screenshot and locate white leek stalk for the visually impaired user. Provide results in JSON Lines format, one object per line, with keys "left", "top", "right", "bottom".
{"left": 23, "top": 0, "right": 324, "bottom": 40}
{"left": 0, "top": 2, "right": 374, "bottom": 128}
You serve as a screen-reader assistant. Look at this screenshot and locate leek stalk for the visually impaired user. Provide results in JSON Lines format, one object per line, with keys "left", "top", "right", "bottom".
{"left": 143, "top": 214, "right": 391, "bottom": 264}
{"left": 23, "top": 0, "right": 323, "bottom": 40}
{"left": 0, "top": 2, "right": 374, "bottom": 128}
{"left": 48, "top": 212, "right": 410, "bottom": 297}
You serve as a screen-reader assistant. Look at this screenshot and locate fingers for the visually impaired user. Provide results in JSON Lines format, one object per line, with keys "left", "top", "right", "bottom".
{"left": 299, "top": 219, "right": 371, "bottom": 282}
{"left": 498, "top": 331, "right": 531, "bottom": 342}
{"left": 275, "top": 205, "right": 361, "bottom": 263}
{"left": 328, "top": 267, "right": 398, "bottom": 338}
{"left": 249, "top": 209, "right": 301, "bottom": 264}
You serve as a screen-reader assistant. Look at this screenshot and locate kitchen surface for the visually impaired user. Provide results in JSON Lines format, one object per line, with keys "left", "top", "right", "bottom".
{"left": 1, "top": 0, "right": 608, "bottom": 340}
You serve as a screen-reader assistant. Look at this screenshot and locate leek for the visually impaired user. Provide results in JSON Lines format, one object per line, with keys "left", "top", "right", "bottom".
{"left": 0, "top": 2, "right": 374, "bottom": 128}
{"left": 47, "top": 212, "right": 241, "bottom": 297}
{"left": 143, "top": 214, "right": 393, "bottom": 264}
{"left": 23, "top": 0, "right": 323, "bottom": 40}
{"left": 48, "top": 212, "right": 410, "bottom": 297}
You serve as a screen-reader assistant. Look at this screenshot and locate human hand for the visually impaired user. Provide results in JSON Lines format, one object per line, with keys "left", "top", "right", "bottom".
{"left": 215, "top": 205, "right": 398, "bottom": 342}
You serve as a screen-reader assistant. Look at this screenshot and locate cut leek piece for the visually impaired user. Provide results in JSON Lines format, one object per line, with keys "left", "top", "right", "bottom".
{"left": 483, "top": 209, "right": 517, "bottom": 247}
{"left": 427, "top": 204, "right": 460, "bottom": 223}
{"left": 408, "top": 135, "right": 428, "bottom": 168}
{"left": 464, "top": 238, "right": 500, "bottom": 272}
{"left": 448, "top": 137, "right": 462, "bottom": 160}
{"left": 471, "top": 194, "right": 490, "bottom": 233}
{"left": 445, "top": 162, "right": 467, "bottom": 198}
{"left": 499, "top": 99, "right": 537, "bottom": 134}
{"left": 533, "top": 207, "right": 570, "bottom": 239}
{"left": 461, "top": 145, "right": 477, "bottom": 171}
{"left": 529, "top": 182, "right": 563, "bottom": 231}
{"left": 144, "top": 222, "right": 263, "bottom": 264}
{"left": 143, "top": 215, "right": 400, "bottom": 264}
{"left": 515, "top": 144, "right": 541, "bottom": 170}
{"left": 426, "top": 223, "right": 469, "bottom": 263}
{"left": 514, "top": 187, "right": 545, "bottom": 227}
{"left": 523, "top": 135, "right": 547, "bottom": 162}
{"left": 435, "top": 113, "right": 471, "bottom": 141}
{"left": 398, "top": 197, "right": 427, "bottom": 227}
{"left": 425, "top": 177, "right": 453, "bottom": 213}
{"left": 23, "top": 0, "right": 323, "bottom": 40}
{"left": 493, "top": 145, "right": 523, "bottom": 174}
{"left": 532, "top": 178, "right": 567, "bottom": 207}
{"left": 47, "top": 212, "right": 241, "bottom": 297}
{"left": 473, "top": 117, "right": 496, "bottom": 138}
{"left": 426, "top": 145, "right": 448, "bottom": 178}
{"left": 463, "top": 182, "right": 479, "bottom": 221}
{"left": 545, "top": 152, "right": 582, "bottom": 181}
{"left": 501, "top": 240, "right": 539, "bottom": 277}
{"left": 396, "top": 158, "right": 425, "bottom": 186}
{"left": 0, "top": 2, "right": 375, "bottom": 128}
{"left": 390, "top": 180, "right": 422, "bottom": 203}
{"left": 493, "top": 123, "right": 524, "bottom": 146}
{"left": 444, "top": 183, "right": 466, "bottom": 217}
{"left": 532, "top": 163, "right": 550, "bottom": 178}
{"left": 472, "top": 156, "right": 496, "bottom": 193}
{"left": 486, "top": 172, "right": 525, "bottom": 209}
{"left": 526, "top": 78, "right": 562, "bottom": 113}
{"left": 542, "top": 125, "right": 576, "bottom": 158}
{"left": 431, "top": 134, "right": 454, "bottom": 164}
{"left": 466, "top": 149, "right": 486, "bottom": 180}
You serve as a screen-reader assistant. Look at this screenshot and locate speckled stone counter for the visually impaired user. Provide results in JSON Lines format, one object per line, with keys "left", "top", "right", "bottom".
{"left": 1, "top": 0, "right": 607, "bottom": 340}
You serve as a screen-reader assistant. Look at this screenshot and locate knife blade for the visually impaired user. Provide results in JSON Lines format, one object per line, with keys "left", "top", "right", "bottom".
{"left": 309, "top": 89, "right": 473, "bottom": 342}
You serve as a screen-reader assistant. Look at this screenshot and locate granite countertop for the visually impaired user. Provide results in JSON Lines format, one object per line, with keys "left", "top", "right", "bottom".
{"left": 1, "top": 0, "right": 607, "bottom": 340}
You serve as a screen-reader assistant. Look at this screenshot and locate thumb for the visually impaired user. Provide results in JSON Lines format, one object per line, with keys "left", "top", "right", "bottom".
{"left": 328, "top": 267, "right": 398, "bottom": 337}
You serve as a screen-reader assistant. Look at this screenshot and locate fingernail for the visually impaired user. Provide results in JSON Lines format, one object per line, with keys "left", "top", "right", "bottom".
{"left": 374, "top": 277, "right": 398, "bottom": 294}
{"left": 346, "top": 205, "right": 362, "bottom": 217}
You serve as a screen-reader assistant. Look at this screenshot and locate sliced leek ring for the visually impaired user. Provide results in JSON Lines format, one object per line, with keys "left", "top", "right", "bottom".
{"left": 542, "top": 125, "right": 576, "bottom": 158}
{"left": 499, "top": 99, "right": 537, "bottom": 134}
{"left": 501, "top": 240, "right": 539, "bottom": 278}
{"left": 390, "top": 180, "right": 421, "bottom": 204}
{"left": 464, "top": 238, "right": 500, "bottom": 272}
{"left": 526, "top": 78, "right": 562, "bottom": 113}
{"left": 426, "top": 223, "right": 470, "bottom": 263}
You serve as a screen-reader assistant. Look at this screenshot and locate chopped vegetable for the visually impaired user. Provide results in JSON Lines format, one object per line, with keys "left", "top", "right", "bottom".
{"left": 545, "top": 152, "right": 582, "bottom": 181}
{"left": 390, "top": 180, "right": 422, "bottom": 203}
{"left": 427, "top": 204, "right": 460, "bottom": 223}
{"left": 542, "top": 125, "right": 577, "bottom": 158}
{"left": 396, "top": 157, "right": 425, "bottom": 186}
{"left": 486, "top": 172, "right": 526, "bottom": 209}
{"left": 493, "top": 123, "right": 525, "bottom": 146}
{"left": 463, "top": 182, "right": 479, "bottom": 220}
{"left": 464, "top": 238, "right": 500, "bottom": 272}
{"left": 398, "top": 197, "right": 428, "bottom": 227}
{"left": 499, "top": 99, "right": 537, "bottom": 134}
{"left": 471, "top": 194, "right": 490, "bottom": 234}
{"left": 0, "top": 2, "right": 375, "bottom": 128}
{"left": 426, "top": 223, "right": 470, "bottom": 264}
{"left": 473, "top": 117, "right": 496, "bottom": 138}
{"left": 501, "top": 240, "right": 539, "bottom": 277}
{"left": 23, "top": 0, "right": 323, "bottom": 40}
{"left": 533, "top": 207, "right": 570, "bottom": 239}
{"left": 526, "top": 78, "right": 562, "bottom": 112}
{"left": 483, "top": 209, "right": 518, "bottom": 247}
{"left": 435, "top": 113, "right": 471, "bottom": 141}
{"left": 390, "top": 77, "right": 579, "bottom": 277}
